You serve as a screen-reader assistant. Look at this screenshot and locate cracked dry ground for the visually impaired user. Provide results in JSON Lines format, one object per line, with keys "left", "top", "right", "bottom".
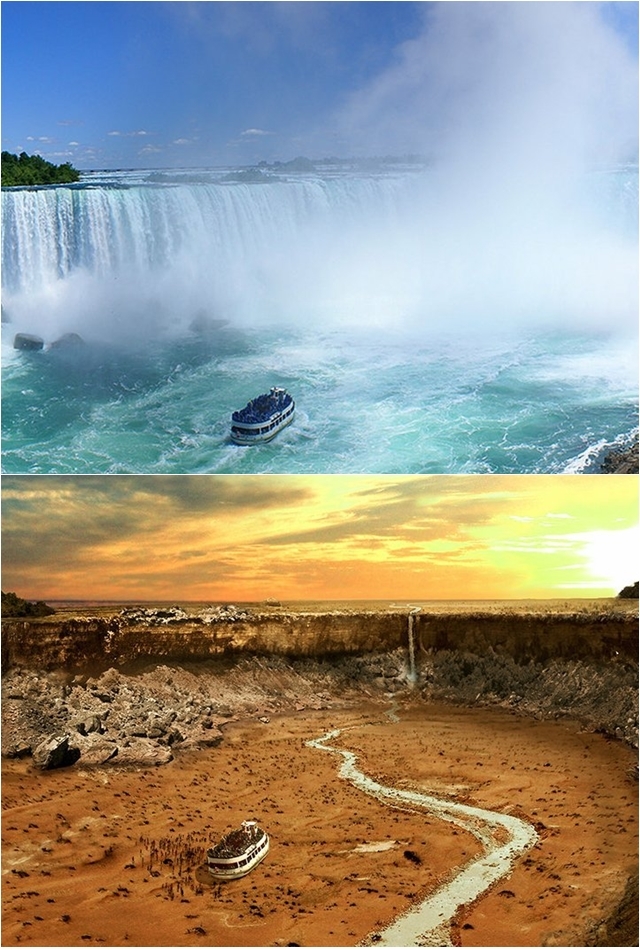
{"left": 2, "top": 701, "right": 637, "bottom": 947}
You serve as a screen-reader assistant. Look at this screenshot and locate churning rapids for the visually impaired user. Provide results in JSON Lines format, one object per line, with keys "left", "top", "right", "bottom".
{"left": 2, "top": 162, "right": 637, "bottom": 474}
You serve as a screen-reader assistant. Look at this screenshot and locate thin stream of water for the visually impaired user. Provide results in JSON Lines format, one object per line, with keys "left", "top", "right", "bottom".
{"left": 307, "top": 726, "right": 538, "bottom": 947}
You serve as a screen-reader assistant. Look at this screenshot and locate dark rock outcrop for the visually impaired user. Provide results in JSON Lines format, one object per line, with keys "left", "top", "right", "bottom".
{"left": 601, "top": 440, "right": 639, "bottom": 474}
{"left": 32, "top": 734, "right": 80, "bottom": 770}
{"left": 13, "top": 332, "right": 44, "bottom": 351}
{"left": 618, "top": 581, "right": 639, "bottom": 599}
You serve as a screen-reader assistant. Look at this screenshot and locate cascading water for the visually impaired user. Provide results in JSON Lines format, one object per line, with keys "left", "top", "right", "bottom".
{"left": 2, "top": 164, "right": 637, "bottom": 475}
{"left": 407, "top": 606, "right": 421, "bottom": 685}
{"left": 1, "top": 170, "right": 415, "bottom": 339}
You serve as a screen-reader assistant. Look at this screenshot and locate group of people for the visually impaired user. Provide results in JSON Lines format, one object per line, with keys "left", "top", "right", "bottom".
{"left": 232, "top": 389, "right": 292, "bottom": 425}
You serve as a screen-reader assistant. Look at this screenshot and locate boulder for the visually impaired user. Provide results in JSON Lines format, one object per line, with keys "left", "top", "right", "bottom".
{"left": 76, "top": 736, "right": 119, "bottom": 766}
{"left": 75, "top": 714, "right": 105, "bottom": 736}
{"left": 32, "top": 735, "right": 81, "bottom": 770}
{"left": 112, "top": 738, "right": 173, "bottom": 768}
{"left": 189, "top": 311, "right": 229, "bottom": 335}
{"left": 4, "top": 740, "right": 32, "bottom": 759}
{"left": 13, "top": 333, "right": 44, "bottom": 351}
{"left": 49, "top": 332, "right": 85, "bottom": 349}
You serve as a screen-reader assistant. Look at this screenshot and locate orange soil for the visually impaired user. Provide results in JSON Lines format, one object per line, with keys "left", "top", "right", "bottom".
{"left": 2, "top": 701, "right": 637, "bottom": 947}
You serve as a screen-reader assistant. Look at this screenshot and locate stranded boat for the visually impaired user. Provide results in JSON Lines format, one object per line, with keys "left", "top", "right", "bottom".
{"left": 231, "top": 387, "right": 295, "bottom": 444}
{"left": 207, "top": 820, "right": 270, "bottom": 880}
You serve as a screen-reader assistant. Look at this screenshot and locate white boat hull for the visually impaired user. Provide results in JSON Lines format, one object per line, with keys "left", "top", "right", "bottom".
{"left": 231, "top": 409, "right": 295, "bottom": 445}
{"left": 207, "top": 839, "right": 270, "bottom": 880}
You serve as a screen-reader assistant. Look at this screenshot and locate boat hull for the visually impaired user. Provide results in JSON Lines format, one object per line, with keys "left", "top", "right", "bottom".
{"left": 230, "top": 408, "right": 295, "bottom": 445}
{"left": 207, "top": 835, "right": 270, "bottom": 880}
{"left": 207, "top": 839, "right": 270, "bottom": 880}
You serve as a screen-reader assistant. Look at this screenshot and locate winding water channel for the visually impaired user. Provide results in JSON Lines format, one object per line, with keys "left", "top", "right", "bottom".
{"left": 307, "top": 724, "right": 538, "bottom": 947}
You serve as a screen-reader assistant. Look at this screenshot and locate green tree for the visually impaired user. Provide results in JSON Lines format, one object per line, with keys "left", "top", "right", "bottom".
{"left": 1, "top": 150, "right": 80, "bottom": 187}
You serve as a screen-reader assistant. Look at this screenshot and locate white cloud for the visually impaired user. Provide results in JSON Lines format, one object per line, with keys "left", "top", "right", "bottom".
{"left": 108, "top": 129, "right": 152, "bottom": 138}
{"left": 241, "top": 128, "right": 274, "bottom": 137}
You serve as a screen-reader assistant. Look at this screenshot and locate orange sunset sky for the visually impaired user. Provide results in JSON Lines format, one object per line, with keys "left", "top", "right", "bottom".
{"left": 1, "top": 474, "right": 637, "bottom": 602}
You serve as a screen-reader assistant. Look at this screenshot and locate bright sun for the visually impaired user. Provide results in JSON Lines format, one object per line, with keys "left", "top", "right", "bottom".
{"left": 578, "top": 527, "right": 639, "bottom": 592}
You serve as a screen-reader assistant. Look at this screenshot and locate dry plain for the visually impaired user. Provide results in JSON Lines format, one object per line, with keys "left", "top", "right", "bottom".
{"left": 2, "top": 698, "right": 637, "bottom": 947}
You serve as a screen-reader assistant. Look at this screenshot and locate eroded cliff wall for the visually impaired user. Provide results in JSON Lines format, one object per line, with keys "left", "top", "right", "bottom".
{"left": 1, "top": 607, "right": 637, "bottom": 673}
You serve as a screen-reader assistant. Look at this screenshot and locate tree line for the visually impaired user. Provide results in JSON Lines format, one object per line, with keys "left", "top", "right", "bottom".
{"left": 1, "top": 150, "right": 80, "bottom": 186}
{"left": 1, "top": 590, "right": 56, "bottom": 617}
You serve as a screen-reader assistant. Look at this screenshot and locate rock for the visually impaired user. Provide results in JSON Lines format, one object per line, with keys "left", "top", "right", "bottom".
{"left": 75, "top": 714, "right": 104, "bottom": 736}
{"left": 189, "top": 311, "right": 229, "bottom": 335}
{"left": 112, "top": 738, "right": 172, "bottom": 767}
{"left": 4, "top": 741, "right": 32, "bottom": 759}
{"left": 49, "top": 332, "right": 85, "bottom": 349}
{"left": 165, "top": 728, "right": 185, "bottom": 746}
{"left": 618, "top": 582, "right": 638, "bottom": 599}
{"left": 92, "top": 691, "right": 114, "bottom": 703}
{"left": 403, "top": 849, "right": 422, "bottom": 865}
{"left": 13, "top": 333, "right": 44, "bottom": 351}
{"left": 601, "top": 440, "right": 639, "bottom": 474}
{"left": 32, "top": 735, "right": 81, "bottom": 770}
{"left": 76, "top": 737, "right": 119, "bottom": 766}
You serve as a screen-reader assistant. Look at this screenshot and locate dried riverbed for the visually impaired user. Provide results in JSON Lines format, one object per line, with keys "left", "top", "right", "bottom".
{"left": 2, "top": 698, "right": 637, "bottom": 947}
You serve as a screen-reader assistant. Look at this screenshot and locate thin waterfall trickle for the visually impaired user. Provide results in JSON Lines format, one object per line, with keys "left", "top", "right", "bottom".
{"left": 407, "top": 606, "right": 421, "bottom": 686}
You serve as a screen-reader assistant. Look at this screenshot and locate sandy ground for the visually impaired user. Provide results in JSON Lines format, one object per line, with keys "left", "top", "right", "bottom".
{"left": 2, "top": 700, "right": 637, "bottom": 948}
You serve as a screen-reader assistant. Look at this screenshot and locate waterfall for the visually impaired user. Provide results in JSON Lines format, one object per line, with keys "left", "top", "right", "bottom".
{"left": 0, "top": 172, "right": 415, "bottom": 343}
{"left": 2, "top": 164, "right": 636, "bottom": 347}
{"left": 407, "top": 606, "right": 421, "bottom": 685}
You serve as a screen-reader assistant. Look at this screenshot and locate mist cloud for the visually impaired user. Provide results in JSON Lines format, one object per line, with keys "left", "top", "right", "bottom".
{"left": 334, "top": 3, "right": 637, "bottom": 169}
{"left": 304, "top": 3, "right": 639, "bottom": 333}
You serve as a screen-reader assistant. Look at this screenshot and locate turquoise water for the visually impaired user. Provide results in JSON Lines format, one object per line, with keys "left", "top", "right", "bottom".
{"left": 2, "top": 163, "right": 637, "bottom": 474}
{"left": 2, "top": 322, "right": 636, "bottom": 473}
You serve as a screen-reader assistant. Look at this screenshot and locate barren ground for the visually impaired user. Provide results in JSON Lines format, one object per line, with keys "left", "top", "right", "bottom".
{"left": 2, "top": 699, "right": 637, "bottom": 947}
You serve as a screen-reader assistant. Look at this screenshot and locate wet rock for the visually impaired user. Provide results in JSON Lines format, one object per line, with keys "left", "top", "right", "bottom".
{"left": 49, "top": 332, "right": 85, "bottom": 349}
{"left": 601, "top": 440, "right": 639, "bottom": 474}
{"left": 13, "top": 333, "right": 44, "bottom": 351}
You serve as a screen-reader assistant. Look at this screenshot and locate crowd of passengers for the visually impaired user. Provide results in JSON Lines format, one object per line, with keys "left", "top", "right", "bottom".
{"left": 232, "top": 390, "right": 292, "bottom": 424}
{"left": 209, "top": 825, "right": 263, "bottom": 859}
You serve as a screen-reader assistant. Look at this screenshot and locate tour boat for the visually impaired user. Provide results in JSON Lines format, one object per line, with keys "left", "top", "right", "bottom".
{"left": 206, "top": 820, "right": 270, "bottom": 880}
{"left": 231, "top": 387, "right": 295, "bottom": 444}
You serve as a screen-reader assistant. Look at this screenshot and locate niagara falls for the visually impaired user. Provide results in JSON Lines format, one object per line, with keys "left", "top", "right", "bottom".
{"left": 2, "top": 159, "right": 637, "bottom": 474}
{"left": 1, "top": 1, "right": 637, "bottom": 474}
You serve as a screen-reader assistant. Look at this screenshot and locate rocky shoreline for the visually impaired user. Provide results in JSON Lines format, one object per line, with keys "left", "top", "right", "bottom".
{"left": 600, "top": 438, "right": 639, "bottom": 473}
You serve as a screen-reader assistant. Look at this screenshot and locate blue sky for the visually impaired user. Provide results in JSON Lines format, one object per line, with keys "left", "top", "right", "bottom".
{"left": 2, "top": 2, "right": 637, "bottom": 170}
